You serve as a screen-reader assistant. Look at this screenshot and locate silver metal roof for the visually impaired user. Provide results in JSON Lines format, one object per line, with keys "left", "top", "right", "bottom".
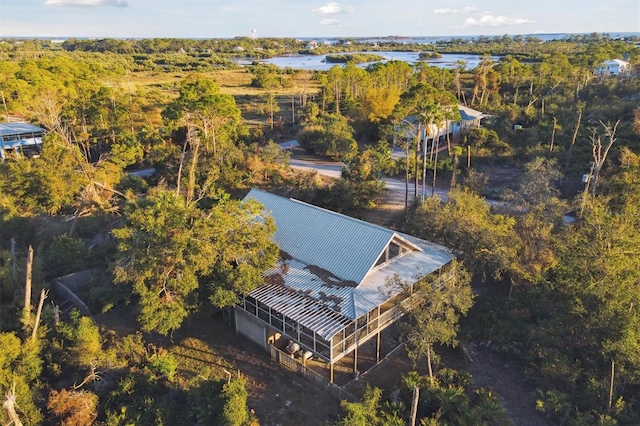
{"left": 244, "top": 189, "right": 454, "bottom": 340}
{"left": 458, "top": 105, "right": 489, "bottom": 121}
{"left": 246, "top": 189, "right": 399, "bottom": 284}
{"left": 0, "top": 122, "right": 45, "bottom": 138}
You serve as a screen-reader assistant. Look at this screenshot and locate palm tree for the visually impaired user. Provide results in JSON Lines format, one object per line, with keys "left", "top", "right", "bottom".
{"left": 450, "top": 146, "right": 464, "bottom": 188}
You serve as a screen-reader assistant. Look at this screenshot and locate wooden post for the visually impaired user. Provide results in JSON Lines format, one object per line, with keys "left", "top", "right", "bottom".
{"left": 550, "top": 116, "right": 557, "bottom": 152}
{"left": 24, "top": 246, "right": 33, "bottom": 313}
{"left": 329, "top": 362, "right": 334, "bottom": 383}
{"left": 376, "top": 331, "right": 381, "bottom": 363}
{"left": 353, "top": 344, "right": 358, "bottom": 376}
{"left": 31, "top": 289, "right": 47, "bottom": 341}
{"left": 608, "top": 360, "right": 615, "bottom": 411}
{"left": 467, "top": 145, "right": 471, "bottom": 168}
{"left": 409, "top": 385, "right": 420, "bottom": 426}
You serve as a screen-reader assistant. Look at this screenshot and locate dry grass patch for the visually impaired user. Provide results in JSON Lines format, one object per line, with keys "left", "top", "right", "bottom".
{"left": 124, "top": 68, "right": 322, "bottom": 132}
{"left": 171, "top": 337, "right": 236, "bottom": 383}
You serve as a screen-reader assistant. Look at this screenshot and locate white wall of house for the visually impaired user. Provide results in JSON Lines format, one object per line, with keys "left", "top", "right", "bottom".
{"left": 595, "top": 60, "right": 629, "bottom": 76}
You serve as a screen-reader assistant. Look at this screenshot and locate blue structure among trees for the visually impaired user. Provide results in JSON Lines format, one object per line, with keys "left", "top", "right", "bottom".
{"left": 0, "top": 122, "right": 46, "bottom": 160}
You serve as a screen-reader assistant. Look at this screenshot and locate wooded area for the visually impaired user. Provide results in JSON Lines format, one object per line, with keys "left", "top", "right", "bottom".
{"left": 1, "top": 33, "right": 639, "bottom": 425}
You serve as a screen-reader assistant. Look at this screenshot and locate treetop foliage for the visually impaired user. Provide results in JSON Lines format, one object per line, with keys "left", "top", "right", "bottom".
{"left": 0, "top": 33, "right": 639, "bottom": 425}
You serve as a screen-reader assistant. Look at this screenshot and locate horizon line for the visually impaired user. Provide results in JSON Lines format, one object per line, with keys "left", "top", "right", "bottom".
{"left": 2, "top": 31, "right": 640, "bottom": 41}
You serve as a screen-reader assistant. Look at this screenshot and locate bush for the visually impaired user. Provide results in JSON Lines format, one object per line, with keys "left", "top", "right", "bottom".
{"left": 147, "top": 349, "right": 178, "bottom": 382}
{"left": 43, "top": 234, "right": 88, "bottom": 278}
{"left": 219, "top": 377, "right": 250, "bottom": 426}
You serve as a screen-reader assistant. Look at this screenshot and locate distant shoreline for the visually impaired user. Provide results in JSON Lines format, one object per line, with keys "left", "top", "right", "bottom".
{"left": 2, "top": 32, "right": 639, "bottom": 42}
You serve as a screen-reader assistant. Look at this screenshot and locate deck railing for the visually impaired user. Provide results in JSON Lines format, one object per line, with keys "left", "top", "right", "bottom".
{"left": 269, "top": 345, "right": 356, "bottom": 402}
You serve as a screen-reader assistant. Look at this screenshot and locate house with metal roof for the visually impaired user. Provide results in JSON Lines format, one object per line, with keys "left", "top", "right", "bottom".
{"left": 235, "top": 189, "right": 455, "bottom": 381}
{"left": 393, "top": 104, "right": 489, "bottom": 152}
{"left": 0, "top": 122, "right": 46, "bottom": 160}
{"left": 457, "top": 105, "right": 490, "bottom": 131}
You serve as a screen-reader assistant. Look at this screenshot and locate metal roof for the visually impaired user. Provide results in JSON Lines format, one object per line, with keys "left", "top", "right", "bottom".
{"left": 244, "top": 189, "right": 454, "bottom": 339}
{"left": 246, "top": 189, "right": 399, "bottom": 284}
{"left": 458, "top": 105, "right": 489, "bottom": 121}
{"left": 0, "top": 122, "right": 45, "bottom": 138}
{"left": 250, "top": 274, "right": 353, "bottom": 340}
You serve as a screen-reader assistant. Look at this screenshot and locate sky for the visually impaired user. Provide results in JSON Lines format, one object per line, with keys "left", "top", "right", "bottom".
{"left": 0, "top": 0, "right": 638, "bottom": 39}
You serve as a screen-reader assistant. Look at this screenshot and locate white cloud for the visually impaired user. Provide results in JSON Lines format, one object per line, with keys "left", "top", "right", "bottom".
{"left": 44, "top": 0, "right": 128, "bottom": 7}
{"left": 312, "top": 2, "right": 354, "bottom": 15}
{"left": 320, "top": 19, "right": 341, "bottom": 26}
{"left": 434, "top": 6, "right": 477, "bottom": 15}
{"left": 461, "top": 14, "right": 534, "bottom": 27}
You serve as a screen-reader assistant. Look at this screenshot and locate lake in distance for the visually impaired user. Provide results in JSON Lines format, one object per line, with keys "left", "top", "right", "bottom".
{"left": 236, "top": 52, "right": 497, "bottom": 71}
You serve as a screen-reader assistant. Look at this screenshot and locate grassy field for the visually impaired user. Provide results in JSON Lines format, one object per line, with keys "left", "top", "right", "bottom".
{"left": 127, "top": 69, "right": 320, "bottom": 136}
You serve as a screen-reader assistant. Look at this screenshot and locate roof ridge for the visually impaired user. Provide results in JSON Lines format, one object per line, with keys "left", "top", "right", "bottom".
{"left": 287, "top": 197, "right": 394, "bottom": 235}
{"left": 246, "top": 189, "right": 400, "bottom": 284}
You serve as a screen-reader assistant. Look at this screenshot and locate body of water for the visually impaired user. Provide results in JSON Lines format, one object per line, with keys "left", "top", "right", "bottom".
{"left": 296, "top": 32, "right": 640, "bottom": 45}
{"left": 237, "top": 52, "right": 497, "bottom": 71}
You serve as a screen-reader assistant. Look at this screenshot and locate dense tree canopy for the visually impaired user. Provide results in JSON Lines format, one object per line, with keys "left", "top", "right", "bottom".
{"left": 0, "top": 33, "right": 639, "bottom": 425}
{"left": 112, "top": 189, "right": 278, "bottom": 335}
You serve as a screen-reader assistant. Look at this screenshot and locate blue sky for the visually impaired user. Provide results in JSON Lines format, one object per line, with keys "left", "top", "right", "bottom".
{"left": 1, "top": 0, "right": 638, "bottom": 38}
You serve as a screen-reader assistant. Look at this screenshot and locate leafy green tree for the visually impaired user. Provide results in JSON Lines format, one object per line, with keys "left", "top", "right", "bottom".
{"left": 561, "top": 198, "right": 639, "bottom": 370}
{"left": 246, "top": 140, "right": 291, "bottom": 183}
{"left": 162, "top": 74, "right": 245, "bottom": 199}
{"left": 218, "top": 377, "right": 251, "bottom": 426}
{"left": 359, "top": 86, "right": 401, "bottom": 123}
{"left": 502, "top": 158, "right": 567, "bottom": 283}
{"left": 0, "top": 133, "right": 84, "bottom": 215}
{"left": 43, "top": 234, "right": 88, "bottom": 278}
{"left": 298, "top": 113, "right": 358, "bottom": 161}
{"left": 204, "top": 197, "right": 279, "bottom": 308}
{"left": 0, "top": 332, "right": 43, "bottom": 425}
{"left": 112, "top": 190, "right": 210, "bottom": 335}
{"left": 301, "top": 101, "right": 320, "bottom": 123}
{"left": 336, "top": 385, "right": 405, "bottom": 426}
{"left": 147, "top": 348, "right": 178, "bottom": 382}
{"left": 112, "top": 190, "right": 278, "bottom": 334}
{"left": 163, "top": 75, "right": 243, "bottom": 152}
{"left": 69, "top": 316, "right": 103, "bottom": 370}
{"left": 463, "top": 127, "right": 512, "bottom": 159}
{"left": 509, "top": 151, "right": 640, "bottom": 422}
{"left": 406, "top": 188, "right": 520, "bottom": 282}
{"left": 324, "top": 147, "right": 386, "bottom": 212}
{"left": 103, "top": 369, "right": 186, "bottom": 424}
{"left": 396, "top": 263, "right": 473, "bottom": 383}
